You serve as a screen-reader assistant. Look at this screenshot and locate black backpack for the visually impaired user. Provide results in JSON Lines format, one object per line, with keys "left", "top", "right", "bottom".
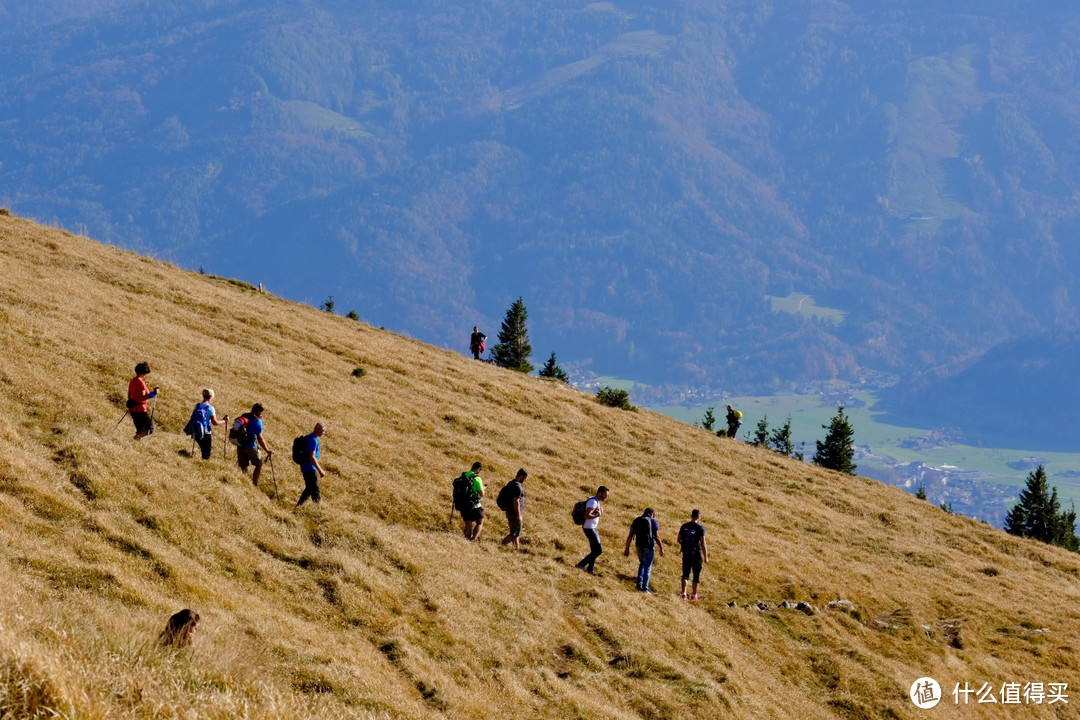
{"left": 292, "top": 435, "right": 310, "bottom": 465}
{"left": 496, "top": 481, "right": 518, "bottom": 512}
{"left": 571, "top": 497, "right": 592, "bottom": 526}
{"left": 452, "top": 472, "right": 478, "bottom": 513}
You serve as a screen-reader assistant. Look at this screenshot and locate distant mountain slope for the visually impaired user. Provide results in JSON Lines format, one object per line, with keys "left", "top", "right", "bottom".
{"left": 2, "top": 0, "right": 1080, "bottom": 396}
{"left": 2, "top": 214, "right": 1080, "bottom": 718}
{"left": 879, "top": 334, "right": 1080, "bottom": 452}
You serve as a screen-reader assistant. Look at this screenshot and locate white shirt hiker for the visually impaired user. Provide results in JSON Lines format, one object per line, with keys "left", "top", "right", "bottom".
{"left": 584, "top": 496, "right": 601, "bottom": 529}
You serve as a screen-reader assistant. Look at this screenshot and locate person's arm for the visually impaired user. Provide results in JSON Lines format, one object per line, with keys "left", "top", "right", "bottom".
{"left": 624, "top": 525, "right": 635, "bottom": 556}
{"left": 514, "top": 494, "right": 523, "bottom": 523}
{"left": 655, "top": 532, "right": 664, "bottom": 557}
{"left": 211, "top": 411, "right": 228, "bottom": 427}
{"left": 257, "top": 433, "right": 273, "bottom": 456}
{"left": 700, "top": 537, "right": 708, "bottom": 563}
{"left": 308, "top": 447, "right": 325, "bottom": 477}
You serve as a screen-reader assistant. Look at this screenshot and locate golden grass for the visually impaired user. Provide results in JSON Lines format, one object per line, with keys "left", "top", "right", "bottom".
{"left": 1, "top": 212, "right": 1079, "bottom": 718}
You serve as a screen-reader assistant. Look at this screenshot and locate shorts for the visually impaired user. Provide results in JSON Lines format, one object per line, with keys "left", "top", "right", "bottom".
{"left": 237, "top": 446, "right": 262, "bottom": 470}
{"left": 505, "top": 512, "right": 522, "bottom": 537}
{"left": 682, "top": 555, "right": 703, "bottom": 584}
{"left": 462, "top": 505, "right": 484, "bottom": 523}
{"left": 131, "top": 411, "right": 153, "bottom": 434}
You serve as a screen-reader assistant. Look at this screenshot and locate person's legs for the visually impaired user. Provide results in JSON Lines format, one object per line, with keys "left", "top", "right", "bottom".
{"left": 197, "top": 434, "right": 213, "bottom": 460}
{"left": 577, "top": 528, "right": 603, "bottom": 572}
{"left": 470, "top": 512, "right": 484, "bottom": 541}
{"left": 296, "top": 469, "right": 321, "bottom": 507}
{"left": 502, "top": 514, "right": 521, "bottom": 548}
{"left": 250, "top": 451, "right": 264, "bottom": 486}
{"left": 690, "top": 557, "right": 702, "bottom": 599}
{"left": 637, "top": 546, "right": 655, "bottom": 591}
{"left": 681, "top": 556, "right": 692, "bottom": 597}
{"left": 132, "top": 411, "right": 151, "bottom": 439}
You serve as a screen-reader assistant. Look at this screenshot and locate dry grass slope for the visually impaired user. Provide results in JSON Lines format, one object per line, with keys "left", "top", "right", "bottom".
{"left": 0, "top": 213, "right": 1078, "bottom": 719}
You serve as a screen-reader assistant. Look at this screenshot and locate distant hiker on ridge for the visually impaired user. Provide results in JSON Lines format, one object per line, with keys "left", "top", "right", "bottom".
{"left": 575, "top": 486, "right": 610, "bottom": 575}
{"left": 452, "top": 462, "right": 485, "bottom": 541}
{"left": 470, "top": 326, "right": 487, "bottom": 360}
{"left": 234, "top": 403, "right": 273, "bottom": 487}
{"left": 186, "top": 389, "right": 228, "bottom": 460}
{"left": 295, "top": 423, "right": 327, "bottom": 508}
{"left": 624, "top": 507, "right": 664, "bottom": 593}
{"left": 127, "top": 362, "right": 158, "bottom": 440}
{"left": 725, "top": 405, "right": 743, "bottom": 439}
{"left": 498, "top": 468, "right": 527, "bottom": 550}
{"left": 677, "top": 509, "right": 708, "bottom": 600}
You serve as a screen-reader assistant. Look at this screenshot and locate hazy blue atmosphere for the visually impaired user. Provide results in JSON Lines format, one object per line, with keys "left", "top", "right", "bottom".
{"left": 3, "top": 0, "right": 1080, "bottom": 449}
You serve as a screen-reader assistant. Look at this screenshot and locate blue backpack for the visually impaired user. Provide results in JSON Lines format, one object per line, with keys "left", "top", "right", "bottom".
{"left": 184, "top": 403, "right": 210, "bottom": 440}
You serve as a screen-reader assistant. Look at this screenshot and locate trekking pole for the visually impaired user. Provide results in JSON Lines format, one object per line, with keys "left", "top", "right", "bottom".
{"left": 268, "top": 455, "right": 278, "bottom": 500}
{"left": 114, "top": 409, "right": 129, "bottom": 430}
{"left": 149, "top": 393, "right": 159, "bottom": 433}
{"left": 190, "top": 435, "right": 196, "bottom": 458}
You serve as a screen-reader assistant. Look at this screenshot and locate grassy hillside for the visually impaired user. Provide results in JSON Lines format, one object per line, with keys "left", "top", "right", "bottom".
{"left": 1, "top": 213, "right": 1079, "bottom": 719}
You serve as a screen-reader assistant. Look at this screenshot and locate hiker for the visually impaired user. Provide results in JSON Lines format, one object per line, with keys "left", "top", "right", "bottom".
{"left": 235, "top": 403, "right": 273, "bottom": 487}
{"left": 295, "top": 423, "right": 327, "bottom": 508}
{"left": 127, "top": 362, "right": 159, "bottom": 440}
{"left": 469, "top": 326, "right": 487, "bottom": 360}
{"left": 453, "top": 461, "right": 485, "bottom": 541}
{"left": 499, "top": 469, "right": 527, "bottom": 549}
{"left": 624, "top": 507, "right": 664, "bottom": 593}
{"left": 725, "top": 405, "right": 743, "bottom": 439}
{"left": 187, "top": 389, "right": 228, "bottom": 460}
{"left": 575, "top": 486, "right": 610, "bottom": 575}
{"left": 677, "top": 509, "right": 708, "bottom": 600}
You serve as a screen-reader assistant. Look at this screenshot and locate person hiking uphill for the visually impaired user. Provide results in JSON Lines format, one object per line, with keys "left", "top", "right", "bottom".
{"left": 295, "top": 423, "right": 327, "bottom": 508}
{"left": 187, "top": 389, "right": 228, "bottom": 460}
{"left": 235, "top": 403, "right": 273, "bottom": 487}
{"left": 725, "top": 405, "right": 743, "bottom": 439}
{"left": 469, "top": 326, "right": 487, "bottom": 360}
{"left": 127, "top": 362, "right": 159, "bottom": 440}
{"left": 499, "top": 469, "right": 527, "bottom": 549}
{"left": 624, "top": 507, "right": 664, "bottom": 593}
{"left": 453, "top": 462, "right": 485, "bottom": 541}
{"left": 575, "top": 486, "right": 609, "bottom": 575}
{"left": 677, "top": 509, "right": 708, "bottom": 600}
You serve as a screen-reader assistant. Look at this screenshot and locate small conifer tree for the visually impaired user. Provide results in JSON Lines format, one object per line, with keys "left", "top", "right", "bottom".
{"left": 538, "top": 351, "right": 569, "bottom": 382}
{"left": 769, "top": 416, "right": 795, "bottom": 457}
{"left": 491, "top": 297, "right": 533, "bottom": 373}
{"left": 813, "top": 406, "right": 856, "bottom": 474}
{"left": 751, "top": 416, "right": 769, "bottom": 447}
{"left": 701, "top": 407, "right": 716, "bottom": 432}
{"left": 321, "top": 296, "right": 335, "bottom": 313}
{"left": 1004, "top": 466, "right": 1080, "bottom": 551}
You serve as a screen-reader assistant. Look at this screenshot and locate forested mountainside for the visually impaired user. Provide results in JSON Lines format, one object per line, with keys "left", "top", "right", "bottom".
{"left": 3, "top": 211, "right": 1080, "bottom": 719}
{"left": 3, "top": 0, "right": 1080, "bottom": 399}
